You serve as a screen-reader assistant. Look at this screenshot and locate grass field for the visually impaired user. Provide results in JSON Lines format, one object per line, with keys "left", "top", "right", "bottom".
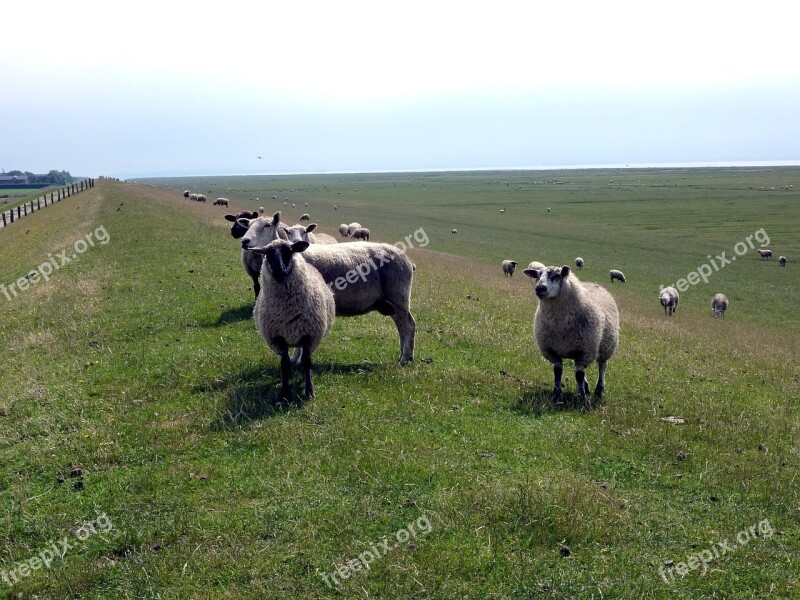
{"left": 0, "top": 187, "right": 59, "bottom": 216}
{"left": 1, "top": 169, "right": 798, "bottom": 598}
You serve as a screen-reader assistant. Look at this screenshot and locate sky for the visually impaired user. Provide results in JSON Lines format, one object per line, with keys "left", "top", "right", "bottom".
{"left": 3, "top": 1, "right": 800, "bottom": 178}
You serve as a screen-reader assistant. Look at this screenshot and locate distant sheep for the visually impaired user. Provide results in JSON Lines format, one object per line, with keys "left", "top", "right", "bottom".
{"left": 213, "top": 198, "right": 229, "bottom": 207}
{"left": 757, "top": 248, "right": 772, "bottom": 259}
{"left": 711, "top": 293, "right": 729, "bottom": 318}
{"left": 334, "top": 205, "right": 338, "bottom": 210}
{"left": 283, "top": 223, "right": 338, "bottom": 245}
{"left": 197, "top": 194, "right": 207, "bottom": 202}
{"left": 610, "top": 269, "right": 626, "bottom": 283}
{"left": 659, "top": 286, "right": 679, "bottom": 316}
{"left": 250, "top": 239, "right": 335, "bottom": 399}
{"left": 524, "top": 265, "right": 619, "bottom": 404}
{"left": 189, "top": 193, "right": 198, "bottom": 201}
{"left": 338, "top": 224, "right": 349, "bottom": 237}
{"left": 259, "top": 207, "right": 265, "bottom": 214}
{"left": 499, "top": 209, "right": 506, "bottom": 213}
{"left": 779, "top": 255, "right": 787, "bottom": 267}
{"left": 451, "top": 229, "right": 458, "bottom": 234}
{"left": 346, "top": 222, "right": 362, "bottom": 237}
{"left": 575, "top": 257, "right": 584, "bottom": 271}
{"left": 502, "top": 260, "right": 518, "bottom": 277}
{"left": 300, "top": 213, "right": 311, "bottom": 222}
{"left": 183, "top": 190, "right": 190, "bottom": 198}
{"left": 351, "top": 227, "right": 370, "bottom": 241}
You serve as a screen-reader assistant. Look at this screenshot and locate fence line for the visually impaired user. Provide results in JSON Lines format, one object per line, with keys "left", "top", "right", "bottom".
{"left": 0, "top": 179, "right": 95, "bottom": 230}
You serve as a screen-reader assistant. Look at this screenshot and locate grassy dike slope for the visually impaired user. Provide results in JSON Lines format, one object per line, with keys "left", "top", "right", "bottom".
{"left": 0, "top": 178, "right": 797, "bottom": 598}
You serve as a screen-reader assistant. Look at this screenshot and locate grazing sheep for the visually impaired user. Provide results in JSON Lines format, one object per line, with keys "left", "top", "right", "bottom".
{"left": 298, "top": 241, "right": 416, "bottom": 364}
{"left": 499, "top": 209, "right": 506, "bottom": 213}
{"left": 659, "top": 286, "right": 679, "bottom": 316}
{"left": 189, "top": 193, "right": 198, "bottom": 201}
{"left": 238, "top": 212, "right": 289, "bottom": 300}
{"left": 779, "top": 255, "right": 787, "bottom": 267}
{"left": 451, "top": 229, "right": 458, "bottom": 234}
{"left": 711, "top": 293, "right": 729, "bottom": 318}
{"left": 224, "top": 210, "right": 259, "bottom": 239}
{"left": 304, "top": 202, "right": 309, "bottom": 207}
{"left": 502, "top": 260, "right": 518, "bottom": 277}
{"left": 338, "top": 224, "right": 349, "bottom": 237}
{"left": 334, "top": 205, "right": 338, "bottom": 210}
{"left": 213, "top": 198, "right": 230, "bottom": 207}
{"left": 351, "top": 227, "right": 370, "bottom": 241}
{"left": 300, "top": 213, "right": 311, "bottom": 222}
{"left": 575, "top": 257, "right": 584, "bottom": 271}
{"left": 524, "top": 265, "right": 619, "bottom": 405}
{"left": 197, "top": 194, "right": 207, "bottom": 202}
{"left": 346, "top": 222, "right": 362, "bottom": 237}
{"left": 250, "top": 239, "right": 335, "bottom": 399}
{"left": 610, "top": 269, "right": 626, "bottom": 283}
{"left": 183, "top": 190, "right": 190, "bottom": 198}
{"left": 757, "top": 248, "right": 772, "bottom": 259}
{"left": 259, "top": 207, "right": 265, "bottom": 214}
{"left": 283, "top": 223, "right": 338, "bottom": 245}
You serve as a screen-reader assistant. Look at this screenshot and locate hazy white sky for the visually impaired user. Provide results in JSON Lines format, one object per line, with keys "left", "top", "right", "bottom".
{"left": 3, "top": 1, "right": 800, "bottom": 177}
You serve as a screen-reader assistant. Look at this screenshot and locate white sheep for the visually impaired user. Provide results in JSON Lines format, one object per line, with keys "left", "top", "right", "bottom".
{"left": 300, "top": 213, "right": 311, "bottom": 222}
{"left": 213, "top": 198, "right": 229, "bottom": 207}
{"left": 778, "top": 255, "right": 787, "bottom": 267}
{"left": 259, "top": 207, "right": 265, "bottom": 214}
{"left": 338, "top": 224, "right": 349, "bottom": 237}
{"left": 197, "top": 194, "right": 207, "bottom": 202}
{"left": 758, "top": 248, "right": 773, "bottom": 259}
{"left": 250, "top": 239, "right": 335, "bottom": 399}
{"left": 659, "top": 286, "right": 679, "bottom": 316}
{"left": 575, "top": 257, "right": 584, "bottom": 271}
{"left": 283, "top": 223, "right": 338, "bottom": 245}
{"left": 610, "top": 269, "right": 626, "bottom": 283}
{"left": 189, "top": 193, "right": 198, "bottom": 201}
{"left": 524, "top": 265, "right": 619, "bottom": 404}
{"left": 451, "top": 229, "right": 458, "bottom": 235}
{"left": 346, "top": 222, "right": 362, "bottom": 237}
{"left": 502, "top": 260, "right": 518, "bottom": 277}
{"left": 350, "top": 227, "right": 370, "bottom": 241}
{"left": 711, "top": 293, "right": 729, "bottom": 318}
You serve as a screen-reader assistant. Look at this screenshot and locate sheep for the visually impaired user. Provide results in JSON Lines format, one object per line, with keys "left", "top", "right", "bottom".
{"left": 338, "top": 224, "right": 350, "bottom": 237}
{"left": 189, "top": 193, "right": 198, "bottom": 201}
{"left": 300, "top": 213, "right": 311, "bottom": 222}
{"left": 499, "top": 209, "right": 506, "bottom": 213}
{"left": 183, "top": 190, "right": 190, "bottom": 198}
{"left": 711, "top": 293, "right": 729, "bottom": 318}
{"left": 250, "top": 239, "right": 335, "bottom": 399}
{"left": 304, "top": 202, "right": 309, "bottom": 207}
{"left": 610, "top": 269, "right": 626, "bottom": 283}
{"left": 334, "top": 205, "right": 338, "bottom": 210}
{"left": 524, "top": 265, "right": 619, "bottom": 405}
{"left": 213, "top": 198, "right": 229, "bottom": 207}
{"left": 451, "top": 229, "right": 458, "bottom": 235}
{"left": 779, "top": 255, "right": 787, "bottom": 267}
{"left": 346, "top": 222, "right": 362, "bottom": 237}
{"left": 224, "top": 210, "right": 259, "bottom": 239}
{"left": 238, "top": 212, "right": 289, "bottom": 300}
{"left": 259, "top": 207, "right": 265, "bottom": 214}
{"left": 575, "top": 257, "right": 584, "bottom": 271}
{"left": 502, "top": 260, "right": 518, "bottom": 277}
{"left": 350, "top": 227, "right": 370, "bottom": 241}
{"left": 283, "top": 223, "right": 338, "bottom": 245}
{"left": 758, "top": 248, "right": 773, "bottom": 259}
{"left": 659, "top": 286, "right": 679, "bottom": 316}
{"left": 197, "top": 194, "right": 207, "bottom": 202}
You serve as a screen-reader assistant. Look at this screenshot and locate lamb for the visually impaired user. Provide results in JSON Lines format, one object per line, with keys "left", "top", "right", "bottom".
{"left": 757, "top": 248, "right": 772, "bottom": 260}
{"left": 213, "top": 198, "right": 230, "bottom": 207}
{"left": 238, "top": 212, "right": 289, "bottom": 300}
{"left": 338, "top": 224, "right": 349, "bottom": 237}
{"left": 659, "top": 286, "right": 679, "bottom": 316}
{"left": 283, "top": 223, "right": 338, "bottom": 245}
{"left": 224, "top": 210, "right": 259, "bottom": 239}
{"left": 711, "top": 293, "right": 729, "bottom": 318}
{"left": 250, "top": 239, "right": 335, "bottom": 399}
{"left": 610, "top": 269, "right": 626, "bottom": 283}
{"left": 502, "top": 260, "right": 518, "bottom": 277}
{"left": 300, "top": 213, "right": 311, "bottom": 222}
{"left": 575, "top": 257, "right": 584, "bottom": 271}
{"left": 351, "top": 227, "right": 370, "bottom": 241}
{"left": 779, "top": 255, "right": 787, "bottom": 267}
{"left": 524, "top": 265, "right": 619, "bottom": 405}
{"left": 346, "top": 222, "right": 362, "bottom": 237}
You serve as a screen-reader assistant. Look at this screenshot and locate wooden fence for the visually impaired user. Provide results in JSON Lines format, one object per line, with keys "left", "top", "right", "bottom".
{"left": 0, "top": 179, "right": 95, "bottom": 229}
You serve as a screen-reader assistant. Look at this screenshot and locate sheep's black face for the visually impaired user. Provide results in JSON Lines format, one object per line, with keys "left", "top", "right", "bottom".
{"left": 263, "top": 242, "right": 294, "bottom": 283}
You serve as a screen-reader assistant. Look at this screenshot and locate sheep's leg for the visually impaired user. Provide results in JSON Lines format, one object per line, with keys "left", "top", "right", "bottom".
{"left": 275, "top": 338, "right": 292, "bottom": 401}
{"left": 552, "top": 361, "right": 563, "bottom": 402}
{"left": 393, "top": 309, "right": 416, "bottom": 365}
{"left": 300, "top": 337, "right": 314, "bottom": 398}
{"left": 575, "top": 366, "right": 589, "bottom": 404}
{"left": 594, "top": 360, "right": 608, "bottom": 399}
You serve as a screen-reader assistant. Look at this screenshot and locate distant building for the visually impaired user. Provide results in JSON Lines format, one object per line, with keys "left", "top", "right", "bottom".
{"left": 0, "top": 174, "right": 29, "bottom": 184}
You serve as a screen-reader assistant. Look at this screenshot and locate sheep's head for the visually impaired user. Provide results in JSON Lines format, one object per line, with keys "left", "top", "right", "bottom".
{"left": 224, "top": 211, "right": 259, "bottom": 238}
{"left": 249, "top": 239, "right": 310, "bottom": 283}
{"left": 530, "top": 265, "right": 570, "bottom": 299}
{"left": 282, "top": 223, "right": 317, "bottom": 244}
{"left": 241, "top": 212, "right": 283, "bottom": 249}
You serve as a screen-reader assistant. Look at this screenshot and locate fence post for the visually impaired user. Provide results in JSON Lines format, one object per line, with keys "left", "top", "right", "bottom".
{"left": 37, "top": 198, "right": 41, "bottom": 210}
{"left": 10, "top": 210, "right": 13, "bottom": 223}
{"left": 51, "top": 192, "right": 54, "bottom": 202}
{"left": 2, "top": 212, "right": 5, "bottom": 227}
{"left": 23, "top": 204, "right": 27, "bottom": 216}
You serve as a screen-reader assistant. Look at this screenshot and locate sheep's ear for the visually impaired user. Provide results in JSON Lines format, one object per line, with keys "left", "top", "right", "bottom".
{"left": 561, "top": 265, "right": 571, "bottom": 278}
{"left": 511, "top": 261, "right": 518, "bottom": 266}
{"left": 224, "top": 214, "right": 236, "bottom": 222}
{"left": 306, "top": 223, "right": 318, "bottom": 233}
{"left": 291, "top": 240, "right": 310, "bottom": 253}
{"left": 522, "top": 268, "right": 540, "bottom": 279}
{"left": 272, "top": 211, "right": 281, "bottom": 225}
{"left": 236, "top": 218, "right": 251, "bottom": 229}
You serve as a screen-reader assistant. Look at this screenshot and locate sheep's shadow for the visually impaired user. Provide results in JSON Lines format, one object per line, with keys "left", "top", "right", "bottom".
{"left": 203, "top": 361, "right": 381, "bottom": 431}
{"left": 204, "top": 304, "right": 253, "bottom": 328}
{"left": 515, "top": 387, "right": 604, "bottom": 417}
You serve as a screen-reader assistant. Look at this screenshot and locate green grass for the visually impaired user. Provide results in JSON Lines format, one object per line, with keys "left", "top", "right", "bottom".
{"left": 1, "top": 170, "right": 798, "bottom": 598}
{"left": 0, "top": 187, "right": 61, "bottom": 214}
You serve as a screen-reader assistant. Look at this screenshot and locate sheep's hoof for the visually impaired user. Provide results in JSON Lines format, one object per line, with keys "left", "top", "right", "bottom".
{"left": 551, "top": 388, "right": 563, "bottom": 403}
{"left": 280, "top": 387, "right": 292, "bottom": 401}
{"left": 594, "top": 388, "right": 604, "bottom": 399}
{"left": 399, "top": 356, "right": 413, "bottom": 366}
